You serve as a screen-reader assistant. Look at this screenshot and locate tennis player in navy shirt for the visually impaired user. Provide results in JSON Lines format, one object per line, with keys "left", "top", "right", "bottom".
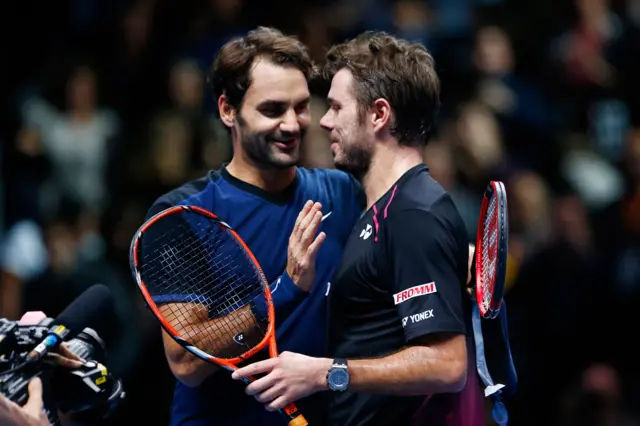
{"left": 145, "top": 27, "right": 363, "bottom": 425}
{"left": 233, "top": 31, "right": 486, "bottom": 426}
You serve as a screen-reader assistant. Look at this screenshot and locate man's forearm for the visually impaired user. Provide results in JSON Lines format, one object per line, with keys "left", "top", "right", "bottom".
{"left": 324, "top": 335, "right": 468, "bottom": 396}
{"left": 164, "top": 272, "right": 306, "bottom": 387}
{"left": 164, "top": 335, "right": 221, "bottom": 387}
{"left": 164, "top": 304, "right": 262, "bottom": 387}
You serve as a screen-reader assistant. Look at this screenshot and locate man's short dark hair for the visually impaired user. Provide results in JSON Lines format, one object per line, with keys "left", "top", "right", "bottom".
{"left": 324, "top": 31, "right": 440, "bottom": 147}
{"left": 209, "top": 27, "right": 317, "bottom": 111}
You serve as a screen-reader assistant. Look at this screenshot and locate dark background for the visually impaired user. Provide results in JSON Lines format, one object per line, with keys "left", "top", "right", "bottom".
{"left": 2, "top": 0, "right": 640, "bottom": 424}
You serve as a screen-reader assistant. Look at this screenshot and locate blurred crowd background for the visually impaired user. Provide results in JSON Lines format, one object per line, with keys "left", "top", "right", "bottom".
{"left": 1, "top": 0, "right": 640, "bottom": 425}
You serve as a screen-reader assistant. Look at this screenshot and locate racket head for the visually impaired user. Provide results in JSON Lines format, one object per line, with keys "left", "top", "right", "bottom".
{"left": 129, "top": 205, "right": 276, "bottom": 365}
{"left": 475, "top": 181, "right": 509, "bottom": 319}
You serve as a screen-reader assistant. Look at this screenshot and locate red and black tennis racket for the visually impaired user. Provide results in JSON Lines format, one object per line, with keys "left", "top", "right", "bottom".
{"left": 474, "top": 181, "right": 509, "bottom": 319}
{"left": 129, "top": 205, "right": 308, "bottom": 426}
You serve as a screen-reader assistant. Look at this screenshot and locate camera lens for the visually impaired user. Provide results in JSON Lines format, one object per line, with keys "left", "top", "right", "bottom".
{"left": 66, "top": 328, "right": 106, "bottom": 362}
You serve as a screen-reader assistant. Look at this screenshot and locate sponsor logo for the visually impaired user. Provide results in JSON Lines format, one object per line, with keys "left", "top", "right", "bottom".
{"left": 321, "top": 212, "right": 332, "bottom": 222}
{"left": 393, "top": 282, "right": 437, "bottom": 305}
{"left": 360, "top": 224, "right": 373, "bottom": 240}
{"left": 233, "top": 333, "right": 245, "bottom": 345}
{"left": 401, "top": 309, "right": 434, "bottom": 328}
{"left": 271, "top": 277, "right": 281, "bottom": 293}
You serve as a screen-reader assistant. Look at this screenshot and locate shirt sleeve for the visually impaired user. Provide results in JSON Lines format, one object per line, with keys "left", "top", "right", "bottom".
{"left": 250, "top": 272, "right": 307, "bottom": 321}
{"left": 381, "top": 208, "right": 466, "bottom": 342}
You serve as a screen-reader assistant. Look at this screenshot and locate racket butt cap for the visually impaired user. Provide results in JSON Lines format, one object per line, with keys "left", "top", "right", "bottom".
{"left": 288, "top": 415, "right": 308, "bottom": 426}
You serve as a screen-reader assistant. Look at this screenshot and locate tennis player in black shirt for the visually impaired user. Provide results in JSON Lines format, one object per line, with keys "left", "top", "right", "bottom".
{"left": 233, "top": 31, "right": 485, "bottom": 426}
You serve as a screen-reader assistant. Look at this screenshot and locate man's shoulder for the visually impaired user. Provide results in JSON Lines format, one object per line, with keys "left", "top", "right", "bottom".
{"left": 297, "top": 167, "right": 353, "bottom": 188}
{"left": 383, "top": 167, "right": 450, "bottom": 216}
{"left": 146, "top": 171, "right": 220, "bottom": 219}
{"left": 297, "top": 167, "right": 365, "bottom": 209}
{"left": 381, "top": 168, "right": 465, "bottom": 238}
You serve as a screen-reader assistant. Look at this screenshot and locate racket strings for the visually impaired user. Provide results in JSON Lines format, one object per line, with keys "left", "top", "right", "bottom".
{"left": 481, "top": 196, "right": 499, "bottom": 310}
{"left": 139, "top": 211, "right": 268, "bottom": 358}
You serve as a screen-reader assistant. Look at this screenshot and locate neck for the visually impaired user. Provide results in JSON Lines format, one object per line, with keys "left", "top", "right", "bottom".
{"left": 362, "top": 139, "right": 423, "bottom": 210}
{"left": 70, "top": 108, "right": 93, "bottom": 123}
{"left": 226, "top": 155, "right": 296, "bottom": 193}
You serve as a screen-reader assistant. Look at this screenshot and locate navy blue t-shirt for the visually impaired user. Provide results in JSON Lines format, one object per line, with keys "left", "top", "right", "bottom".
{"left": 145, "top": 166, "right": 364, "bottom": 426}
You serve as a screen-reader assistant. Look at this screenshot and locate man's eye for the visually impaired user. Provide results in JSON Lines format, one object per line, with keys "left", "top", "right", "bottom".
{"left": 260, "top": 106, "right": 285, "bottom": 117}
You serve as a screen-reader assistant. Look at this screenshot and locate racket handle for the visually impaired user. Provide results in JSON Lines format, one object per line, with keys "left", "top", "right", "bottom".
{"left": 282, "top": 402, "right": 308, "bottom": 426}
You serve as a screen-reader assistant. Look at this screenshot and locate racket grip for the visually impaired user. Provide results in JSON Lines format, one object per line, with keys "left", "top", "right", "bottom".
{"left": 282, "top": 402, "right": 308, "bottom": 426}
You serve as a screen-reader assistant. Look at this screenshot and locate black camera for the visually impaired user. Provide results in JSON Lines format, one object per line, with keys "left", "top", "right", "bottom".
{"left": 0, "top": 317, "right": 125, "bottom": 425}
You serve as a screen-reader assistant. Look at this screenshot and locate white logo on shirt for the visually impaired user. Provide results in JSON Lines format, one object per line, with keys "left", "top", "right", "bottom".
{"left": 393, "top": 282, "right": 437, "bottom": 305}
{"left": 360, "top": 224, "right": 373, "bottom": 240}
{"left": 321, "top": 212, "right": 332, "bottom": 222}
{"left": 325, "top": 282, "right": 331, "bottom": 296}
{"left": 271, "top": 277, "right": 281, "bottom": 293}
{"left": 401, "top": 310, "right": 434, "bottom": 328}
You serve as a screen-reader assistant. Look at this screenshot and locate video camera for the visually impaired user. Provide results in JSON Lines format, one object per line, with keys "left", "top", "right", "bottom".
{"left": 0, "top": 285, "right": 125, "bottom": 425}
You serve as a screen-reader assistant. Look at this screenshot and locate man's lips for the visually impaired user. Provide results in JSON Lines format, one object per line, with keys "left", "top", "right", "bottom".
{"left": 271, "top": 138, "right": 299, "bottom": 149}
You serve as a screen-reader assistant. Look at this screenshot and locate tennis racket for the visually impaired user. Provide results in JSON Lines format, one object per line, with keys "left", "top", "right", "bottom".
{"left": 129, "top": 205, "right": 308, "bottom": 426}
{"left": 474, "top": 181, "right": 509, "bottom": 319}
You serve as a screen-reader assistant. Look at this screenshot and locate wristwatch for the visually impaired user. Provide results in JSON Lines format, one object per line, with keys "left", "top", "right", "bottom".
{"left": 326, "top": 358, "right": 350, "bottom": 392}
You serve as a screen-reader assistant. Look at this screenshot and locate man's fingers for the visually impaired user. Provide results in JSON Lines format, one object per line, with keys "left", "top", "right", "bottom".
{"left": 252, "top": 378, "right": 283, "bottom": 402}
{"left": 467, "top": 243, "right": 476, "bottom": 286}
{"left": 297, "top": 203, "right": 322, "bottom": 240}
{"left": 47, "top": 353, "right": 84, "bottom": 369}
{"left": 245, "top": 373, "right": 276, "bottom": 397}
{"left": 301, "top": 210, "right": 323, "bottom": 248}
{"left": 266, "top": 395, "right": 290, "bottom": 412}
{"left": 232, "top": 358, "right": 278, "bottom": 380}
{"left": 292, "top": 201, "right": 313, "bottom": 235}
{"left": 23, "top": 377, "right": 44, "bottom": 415}
{"left": 306, "top": 232, "right": 326, "bottom": 262}
{"left": 58, "top": 343, "right": 85, "bottom": 363}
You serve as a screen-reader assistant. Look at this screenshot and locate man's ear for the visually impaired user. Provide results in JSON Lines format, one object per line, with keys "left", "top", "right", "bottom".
{"left": 371, "top": 98, "right": 392, "bottom": 135}
{"left": 218, "top": 94, "right": 236, "bottom": 128}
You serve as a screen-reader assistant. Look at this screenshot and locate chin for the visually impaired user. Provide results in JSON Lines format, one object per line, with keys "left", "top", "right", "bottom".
{"left": 269, "top": 153, "right": 300, "bottom": 168}
{"left": 333, "top": 160, "right": 350, "bottom": 173}
{"left": 333, "top": 154, "right": 348, "bottom": 169}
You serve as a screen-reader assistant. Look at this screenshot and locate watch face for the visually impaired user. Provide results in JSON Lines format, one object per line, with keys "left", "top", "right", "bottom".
{"left": 329, "top": 369, "right": 349, "bottom": 390}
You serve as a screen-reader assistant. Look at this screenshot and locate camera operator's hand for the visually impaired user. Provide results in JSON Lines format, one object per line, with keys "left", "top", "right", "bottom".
{"left": 46, "top": 343, "right": 84, "bottom": 370}
{"left": 0, "top": 378, "right": 51, "bottom": 426}
{"left": 19, "top": 312, "right": 84, "bottom": 370}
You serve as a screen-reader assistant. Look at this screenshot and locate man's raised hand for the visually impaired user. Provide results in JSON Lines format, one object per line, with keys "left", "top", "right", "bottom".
{"left": 286, "top": 200, "right": 326, "bottom": 292}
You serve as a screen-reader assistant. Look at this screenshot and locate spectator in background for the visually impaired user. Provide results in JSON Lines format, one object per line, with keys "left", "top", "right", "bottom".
{"left": 156, "top": 59, "right": 230, "bottom": 179}
{"left": 473, "top": 25, "right": 552, "bottom": 171}
{"left": 0, "top": 128, "right": 51, "bottom": 319}
{"left": 423, "top": 138, "right": 481, "bottom": 240}
{"left": 125, "top": 58, "right": 231, "bottom": 209}
{"left": 558, "top": 363, "right": 640, "bottom": 426}
{"left": 19, "top": 65, "right": 121, "bottom": 216}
